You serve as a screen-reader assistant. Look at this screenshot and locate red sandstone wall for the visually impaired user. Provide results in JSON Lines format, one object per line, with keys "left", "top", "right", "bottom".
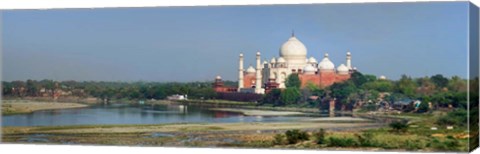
{"left": 214, "top": 87, "right": 237, "bottom": 93}
{"left": 298, "top": 72, "right": 351, "bottom": 89}
{"left": 243, "top": 74, "right": 256, "bottom": 88}
{"left": 299, "top": 74, "right": 321, "bottom": 88}
{"left": 335, "top": 74, "right": 351, "bottom": 83}
{"left": 319, "top": 71, "right": 336, "bottom": 88}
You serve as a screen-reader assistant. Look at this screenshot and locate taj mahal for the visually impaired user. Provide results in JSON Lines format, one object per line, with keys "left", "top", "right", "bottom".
{"left": 214, "top": 32, "right": 356, "bottom": 94}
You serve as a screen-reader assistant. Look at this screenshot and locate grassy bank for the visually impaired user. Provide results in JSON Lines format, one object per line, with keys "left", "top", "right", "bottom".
{"left": 2, "top": 119, "right": 469, "bottom": 152}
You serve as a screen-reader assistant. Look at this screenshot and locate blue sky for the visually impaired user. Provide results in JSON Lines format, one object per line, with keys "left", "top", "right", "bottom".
{"left": 2, "top": 2, "right": 470, "bottom": 82}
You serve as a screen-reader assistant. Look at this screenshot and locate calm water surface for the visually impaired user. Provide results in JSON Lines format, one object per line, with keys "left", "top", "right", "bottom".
{"left": 2, "top": 103, "right": 320, "bottom": 126}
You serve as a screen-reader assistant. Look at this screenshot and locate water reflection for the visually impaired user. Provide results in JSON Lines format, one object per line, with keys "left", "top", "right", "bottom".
{"left": 2, "top": 104, "right": 333, "bottom": 127}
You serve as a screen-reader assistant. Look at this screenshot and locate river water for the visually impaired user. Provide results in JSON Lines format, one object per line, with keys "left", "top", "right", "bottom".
{"left": 2, "top": 103, "right": 329, "bottom": 127}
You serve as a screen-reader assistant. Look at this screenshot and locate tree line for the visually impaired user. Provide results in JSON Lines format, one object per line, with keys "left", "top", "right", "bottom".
{"left": 2, "top": 80, "right": 235, "bottom": 101}
{"left": 2, "top": 72, "right": 475, "bottom": 112}
{"left": 261, "top": 71, "right": 474, "bottom": 112}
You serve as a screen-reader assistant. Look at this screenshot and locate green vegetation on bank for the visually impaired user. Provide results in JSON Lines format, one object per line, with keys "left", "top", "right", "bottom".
{"left": 2, "top": 80, "right": 228, "bottom": 102}
{"left": 260, "top": 72, "right": 472, "bottom": 113}
{"left": 266, "top": 122, "right": 468, "bottom": 152}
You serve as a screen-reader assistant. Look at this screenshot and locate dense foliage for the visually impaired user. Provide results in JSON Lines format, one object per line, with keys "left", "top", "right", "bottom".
{"left": 313, "top": 128, "right": 326, "bottom": 144}
{"left": 389, "top": 121, "right": 409, "bottom": 133}
{"left": 261, "top": 72, "right": 469, "bottom": 113}
{"left": 2, "top": 80, "right": 224, "bottom": 101}
{"left": 284, "top": 129, "right": 310, "bottom": 144}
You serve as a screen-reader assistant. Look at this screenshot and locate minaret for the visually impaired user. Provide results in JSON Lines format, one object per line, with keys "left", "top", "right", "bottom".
{"left": 346, "top": 51, "right": 352, "bottom": 70}
{"left": 255, "top": 51, "right": 263, "bottom": 94}
{"left": 238, "top": 53, "right": 244, "bottom": 91}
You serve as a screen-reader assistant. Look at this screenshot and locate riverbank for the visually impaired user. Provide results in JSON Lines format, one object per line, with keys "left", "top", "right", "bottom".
{"left": 158, "top": 99, "right": 334, "bottom": 114}
{"left": 1, "top": 100, "right": 89, "bottom": 115}
{"left": 2, "top": 120, "right": 468, "bottom": 152}
{"left": 2, "top": 121, "right": 383, "bottom": 148}
{"left": 208, "top": 108, "right": 307, "bottom": 116}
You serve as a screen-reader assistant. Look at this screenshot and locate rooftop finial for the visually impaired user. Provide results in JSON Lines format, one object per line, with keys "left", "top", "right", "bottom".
{"left": 292, "top": 29, "right": 295, "bottom": 37}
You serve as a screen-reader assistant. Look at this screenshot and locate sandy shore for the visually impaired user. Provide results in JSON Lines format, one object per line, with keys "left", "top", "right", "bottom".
{"left": 301, "top": 117, "right": 373, "bottom": 122}
{"left": 2, "top": 121, "right": 380, "bottom": 135}
{"left": 209, "top": 108, "right": 307, "bottom": 116}
{"left": 1, "top": 121, "right": 383, "bottom": 148}
{"left": 1, "top": 100, "right": 89, "bottom": 115}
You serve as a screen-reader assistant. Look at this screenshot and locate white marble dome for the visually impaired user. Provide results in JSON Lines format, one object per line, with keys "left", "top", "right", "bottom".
{"left": 379, "top": 75, "right": 387, "bottom": 80}
{"left": 277, "top": 57, "right": 286, "bottom": 63}
{"left": 270, "top": 57, "right": 276, "bottom": 63}
{"left": 246, "top": 66, "right": 256, "bottom": 73}
{"left": 279, "top": 36, "right": 307, "bottom": 58}
{"left": 308, "top": 57, "right": 318, "bottom": 63}
{"left": 304, "top": 65, "right": 316, "bottom": 73}
{"left": 215, "top": 75, "right": 222, "bottom": 80}
{"left": 318, "top": 53, "right": 335, "bottom": 71}
{"left": 337, "top": 64, "right": 349, "bottom": 74}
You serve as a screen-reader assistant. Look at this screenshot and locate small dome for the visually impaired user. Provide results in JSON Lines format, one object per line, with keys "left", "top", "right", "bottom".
{"left": 277, "top": 57, "right": 286, "bottom": 63}
{"left": 346, "top": 52, "right": 351, "bottom": 56}
{"left": 239, "top": 53, "right": 243, "bottom": 57}
{"left": 308, "top": 57, "right": 317, "bottom": 63}
{"left": 246, "top": 66, "right": 256, "bottom": 73}
{"left": 318, "top": 53, "right": 335, "bottom": 71}
{"left": 263, "top": 60, "right": 268, "bottom": 64}
{"left": 304, "top": 65, "right": 316, "bottom": 73}
{"left": 279, "top": 36, "right": 307, "bottom": 58}
{"left": 270, "top": 57, "right": 276, "bottom": 63}
{"left": 337, "top": 64, "right": 349, "bottom": 73}
{"left": 215, "top": 76, "right": 222, "bottom": 80}
{"left": 379, "top": 75, "right": 387, "bottom": 80}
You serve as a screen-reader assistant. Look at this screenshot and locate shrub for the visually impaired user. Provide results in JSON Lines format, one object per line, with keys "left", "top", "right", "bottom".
{"left": 313, "top": 129, "right": 326, "bottom": 144}
{"left": 361, "top": 104, "right": 378, "bottom": 112}
{"left": 327, "top": 137, "right": 357, "bottom": 147}
{"left": 355, "top": 132, "right": 376, "bottom": 147}
{"left": 404, "top": 139, "right": 424, "bottom": 151}
{"left": 285, "top": 129, "right": 309, "bottom": 144}
{"left": 272, "top": 134, "right": 286, "bottom": 145}
{"left": 389, "top": 120, "right": 408, "bottom": 133}
{"left": 442, "top": 136, "right": 460, "bottom": 151}
{"left": 436, "top": 109, "right": 467, "bottom": 127}
{"left": 430, "top": 137, "right": 460, "bottom": 151}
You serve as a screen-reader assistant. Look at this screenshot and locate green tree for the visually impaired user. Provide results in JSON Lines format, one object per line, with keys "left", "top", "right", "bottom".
{"left": 280, "top": 88, "right": 301, "bottom": 105}
{"left": 330, "top": 81, "right": 357, "bottom": 104}
{"left": 285, "top": 74, "right": 301, "bottom": 88}
{"left": 361, "top": 80, "right": 394, "bottom": 92}
{"left": 262, "top": 89, "right": 283, "bottom": 106}
{"left": 351, "top": 71, "right": 368, "bottom": 87}
{"left": 26, "top": 79, "right": 39, "bottom": 97}
{"left": 431, "top": 74, "right": 449, "bottom": 89}
{"left": 396, "top": 75, "right": 417, "bottom": 98}
{"left": 364, "top": 74, "right": 377, "bottom": 83}
{"left": 448, "top": 76, "right": 467, "bottom": 92}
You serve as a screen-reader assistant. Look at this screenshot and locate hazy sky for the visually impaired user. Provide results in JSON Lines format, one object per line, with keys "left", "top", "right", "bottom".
{"left": 2, "top": 2, "right": 470, "bottom": 82}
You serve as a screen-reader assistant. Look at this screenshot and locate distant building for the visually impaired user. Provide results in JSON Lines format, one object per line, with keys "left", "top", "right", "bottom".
{"left": 167, "top": 94, "right": 188, "bottom": 100}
